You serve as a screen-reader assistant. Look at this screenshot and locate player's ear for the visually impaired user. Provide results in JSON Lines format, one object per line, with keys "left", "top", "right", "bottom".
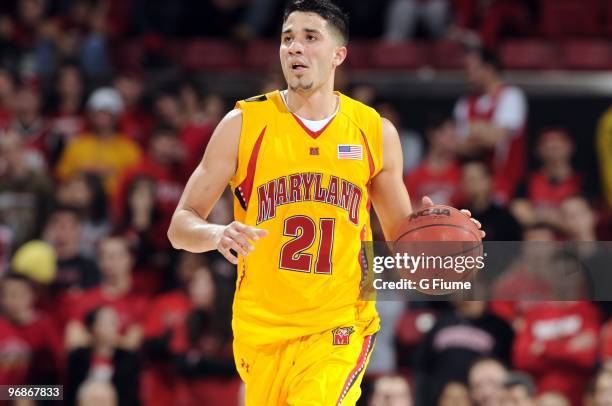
{"left": 332, "top": 46, "right": 347, "bottom": 68}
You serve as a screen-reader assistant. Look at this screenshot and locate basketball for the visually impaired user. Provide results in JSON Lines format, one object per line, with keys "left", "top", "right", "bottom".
{"left": 393, "top": 205, "right": 484, "bottom": 295}
{"left": 395, "top": 205, "right": 482, "bottom": 243}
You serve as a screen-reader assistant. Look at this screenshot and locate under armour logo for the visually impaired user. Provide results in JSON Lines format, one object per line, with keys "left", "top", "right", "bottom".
{"left": 240, "top": 358, "right": 250, "bottom": 373}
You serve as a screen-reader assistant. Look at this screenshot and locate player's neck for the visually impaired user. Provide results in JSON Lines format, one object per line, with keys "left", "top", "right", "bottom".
{"left": 283, "top": 86, "right": 338, "bottom": 120}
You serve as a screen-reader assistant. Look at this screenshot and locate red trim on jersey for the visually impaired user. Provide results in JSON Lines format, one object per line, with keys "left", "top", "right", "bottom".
{"left": 359, "top": 130, "right": 375, "bottom": 180}
{"left": 360, "top": 130, "right": 375, "bottom": 211}
{"left": 291, "top": 112, "right": 336, "bottom": 140}
{"left": 336, "top": 334, "right": 374, "bottom": 405}
{"left": 236, "top": 126, "right": 267, "bottom": 209}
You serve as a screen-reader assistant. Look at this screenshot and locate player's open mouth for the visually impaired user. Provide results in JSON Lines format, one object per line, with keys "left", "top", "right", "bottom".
{"left": 291, "top": 63, "right": 308, "bottom": 72}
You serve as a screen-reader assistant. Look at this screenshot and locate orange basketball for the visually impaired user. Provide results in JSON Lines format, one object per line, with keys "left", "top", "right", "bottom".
{"left": 392, "top": 205, "right": 484, "bottom": 295}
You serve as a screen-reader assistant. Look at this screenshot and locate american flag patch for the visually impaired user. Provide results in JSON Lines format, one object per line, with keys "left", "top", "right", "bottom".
{"left": 337, "top": 144, "right": 362, "bottom": 160}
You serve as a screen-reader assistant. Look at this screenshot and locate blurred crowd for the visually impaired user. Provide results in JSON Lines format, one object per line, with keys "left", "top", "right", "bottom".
{"left": 2, "top": 1, "right": 612, "bottom": 406}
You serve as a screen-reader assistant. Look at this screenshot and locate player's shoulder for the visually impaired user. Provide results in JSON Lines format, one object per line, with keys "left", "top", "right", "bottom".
{"left": 235, "top": 90, "right": 282, "bottom": 113}
{"left": 339, "top": 92, "right": 381, "bottom": 128}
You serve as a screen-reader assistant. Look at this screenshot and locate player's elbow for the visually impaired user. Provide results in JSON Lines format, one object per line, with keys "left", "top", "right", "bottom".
{"left": 167, "top": 218, "right": 182, "bottom": 250}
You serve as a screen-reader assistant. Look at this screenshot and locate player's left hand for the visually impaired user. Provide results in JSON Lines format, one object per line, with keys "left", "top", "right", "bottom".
{"left": 422, "top": 196, "right": 486, "bottom": 239}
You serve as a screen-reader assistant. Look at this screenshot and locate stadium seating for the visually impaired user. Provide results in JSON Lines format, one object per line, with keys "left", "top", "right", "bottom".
{"left": 499, "top": 40, "right": 560, "bottom": 70}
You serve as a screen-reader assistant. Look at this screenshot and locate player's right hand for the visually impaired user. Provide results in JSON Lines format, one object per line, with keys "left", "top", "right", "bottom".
{"left": 216, "top": 221, "right": 268, "bottom": 265}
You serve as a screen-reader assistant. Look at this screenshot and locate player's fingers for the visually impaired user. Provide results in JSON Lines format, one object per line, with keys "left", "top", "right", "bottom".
{"left": 228, "top": 238, "right": 250, "bottom": 257}
{"left": 233, "top": 222, "right": 268, "bottom": 241}
{"left": 421, "top": 196, "right": 434, "bottom": 207}
{"left": 226, "top": 228, "right": 255, "bottom": 252}
{"left": 480, "top": 230, "right": 486, "bottom": 239}
{"left": 220, "top": 236, "right": 247, "bottom": 259}
{"left": 460, "top": 209, "right": 472, "bottom": 218}
{"left": 219, "top": 244, "right": 239, "bottom": 264}
{"left": 470, "top": 218, "right": 482, "bottom": 229}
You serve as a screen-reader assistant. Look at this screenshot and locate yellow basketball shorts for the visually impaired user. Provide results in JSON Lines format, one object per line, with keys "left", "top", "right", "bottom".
{"left": 234, "top": 325, "right": 377, "bottom": 406}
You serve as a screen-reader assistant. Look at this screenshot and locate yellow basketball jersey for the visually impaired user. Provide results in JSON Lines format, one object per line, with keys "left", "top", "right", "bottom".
{"left": 230, "top": 90, "right": 381, "bottom": 347}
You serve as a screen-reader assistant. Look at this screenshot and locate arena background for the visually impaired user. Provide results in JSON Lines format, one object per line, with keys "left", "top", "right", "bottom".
{"left": 1, "top": 0, "right": 612, "bottom": 405}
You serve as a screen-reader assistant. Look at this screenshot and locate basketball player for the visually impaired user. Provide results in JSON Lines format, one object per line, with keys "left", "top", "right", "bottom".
{"left": 168, "top": 0, "right": 484, "bottom": 404}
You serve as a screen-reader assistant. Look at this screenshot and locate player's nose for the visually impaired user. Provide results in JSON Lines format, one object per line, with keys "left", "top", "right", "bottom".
{"left": 287, "top": 40, "right": 304, "bottom": 55}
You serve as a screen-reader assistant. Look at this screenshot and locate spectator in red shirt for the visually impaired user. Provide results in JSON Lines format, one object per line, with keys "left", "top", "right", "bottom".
{"left": 114, "top": 73, "right": 155, "bottom": 148}
{"left": 41, "top": 204, "right": 100, "bottom": 328}
{"left": 171, "top": 265, "right": 239, "bottom": 406}
{"left": 0, "top": 273, "right": 63, "bottom": 386}
{"left": 115, "top": 126, "right": 185, "bottom": 238}
{"left": 559, "top": 196, "right": 612, "bottom": 313}
{"left": 115, "top": 176, "right": 167, "bottom": 294}
{"left": 511, "top": 128, "right": 582, "bottom": 228}
{"left": 451, "top": 0, "right": 532, "bottom": 48}
{"left": 66, "top": 236, "right": 148, "bottom": 350}
{"left": 151, "top": 85, "right": 217, "bottom": 182}
{"left": 404, "top": 115, "right": 461, "bottom": 209}
{"left": 140, "top": 256, "right": 210, "bottom": 406}
{"left": 512, "top": 301, "right": 600, "bottom": 406}
{"left": 0, "top": 69, "right": 16, "bottom": 128}
{"left": 0, "top": 315, "right": 30, "bottom": 387}
{"left": 490, "top": 223, "right": 558, "bottom": 324}
{"left": 454, "top": 48, "right": 527, "bottom": 203}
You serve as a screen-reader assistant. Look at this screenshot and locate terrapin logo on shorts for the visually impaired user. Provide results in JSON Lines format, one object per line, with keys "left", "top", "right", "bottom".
{"left": 332, "top": 326, "right": 355, "bottom": 345}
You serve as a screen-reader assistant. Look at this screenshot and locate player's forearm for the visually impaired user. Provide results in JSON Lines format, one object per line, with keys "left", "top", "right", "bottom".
{"left": 167, "top": 209, "right": 224, "bottom": 253}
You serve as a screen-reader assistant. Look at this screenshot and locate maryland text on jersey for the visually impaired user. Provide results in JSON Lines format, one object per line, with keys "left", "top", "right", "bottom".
{"left": 256, "top": 172, "right": 363, "bottom": 225}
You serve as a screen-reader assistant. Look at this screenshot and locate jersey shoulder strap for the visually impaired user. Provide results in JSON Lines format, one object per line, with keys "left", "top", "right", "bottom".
{"left": 231, "top": 91, "right": 283, "bottom": 210}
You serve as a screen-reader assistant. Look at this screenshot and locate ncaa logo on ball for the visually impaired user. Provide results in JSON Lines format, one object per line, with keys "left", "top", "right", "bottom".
{"left": 332, "top": 327, "right": 355, "bottom": 345}
{"left": 409, "top": 207, "right": 451, "bottom": 220}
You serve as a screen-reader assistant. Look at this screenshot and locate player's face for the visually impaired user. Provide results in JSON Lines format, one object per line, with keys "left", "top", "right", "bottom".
{"left": 280, "top": 12, "right": 346, "bottom": 93}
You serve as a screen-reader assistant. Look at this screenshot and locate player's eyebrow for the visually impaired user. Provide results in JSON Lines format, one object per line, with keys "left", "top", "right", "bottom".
{"left": 281, "top": 28, "right": 322, "bottom": 35}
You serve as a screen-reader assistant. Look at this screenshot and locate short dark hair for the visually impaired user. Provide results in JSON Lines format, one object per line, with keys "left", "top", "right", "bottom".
{"left": 1, "top": 272, "right": 33, "bottom": 287}
{"left": 504, "top": 372, "right": 536, "bottom": 397}
{"left": 48, "top": 204, "right": 82, "bottom": 222}
{"left": 425, "top": 113, "right": 453, "bottom": 133}
{"left": 150, "top": 125, "right": 176, "bottom": 139}
{"left": 282, "top": 0, "right": 349, "bottom": 45}
{"left": 468, "top": 47, "right": 502, "bottom": 72}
